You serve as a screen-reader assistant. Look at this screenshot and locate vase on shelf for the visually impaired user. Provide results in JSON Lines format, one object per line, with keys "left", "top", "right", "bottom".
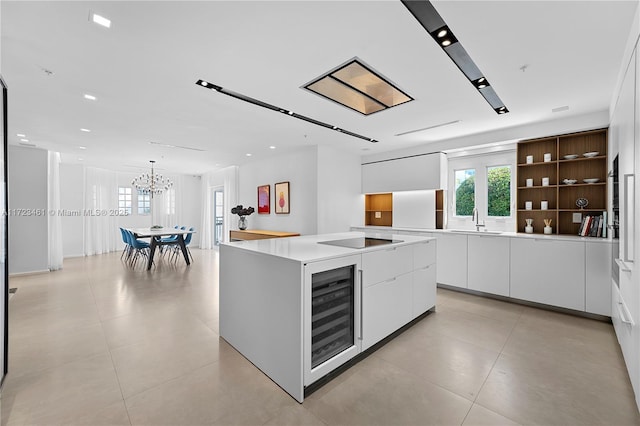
{"left": 238, "top": 216, "right": 248, "bottom": 230}
{"left": 525, "top": 218, "right": 534, "bottom": 234}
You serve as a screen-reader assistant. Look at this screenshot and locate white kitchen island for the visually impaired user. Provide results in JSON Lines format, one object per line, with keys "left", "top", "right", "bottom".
{"left": 219, "top": 232, "right": 436, "bottom": 402}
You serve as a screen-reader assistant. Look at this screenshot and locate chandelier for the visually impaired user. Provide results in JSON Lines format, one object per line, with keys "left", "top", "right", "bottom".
{"left": 131, "top": 160, "right": 173, "bottom": 197}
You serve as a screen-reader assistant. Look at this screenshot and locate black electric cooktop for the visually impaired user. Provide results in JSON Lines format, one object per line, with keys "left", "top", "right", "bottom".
{"left": 318, "top": 237, "right": 403, "bottom": 249}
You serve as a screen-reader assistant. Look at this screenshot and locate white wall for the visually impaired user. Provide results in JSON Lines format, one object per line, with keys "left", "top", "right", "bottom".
{"left": 238, "top": 146, "right": 318, "bottom": 235}
{"left": 8, "top": 146, "right": 48, "bottom": 274}
{"left": 317, "top": 145, "right": 363, "bottom": 233}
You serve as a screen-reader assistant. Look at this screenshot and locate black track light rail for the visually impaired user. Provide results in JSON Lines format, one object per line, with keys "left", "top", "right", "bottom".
{"left": 196, "top": 80, "right": 378, "bottom": 143}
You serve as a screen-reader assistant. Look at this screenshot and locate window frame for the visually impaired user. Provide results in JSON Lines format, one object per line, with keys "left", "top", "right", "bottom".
{"left": 453, "top": 168, "right": 476, "bottom": 217}
{"left": 137, "top": 190, "right": 151, "bottom": 215}
{"left": 118, "top": 186, "right": 132, "bottom": 215}
{"left": 486, "top": 164, "right": 512, "bottom": 218}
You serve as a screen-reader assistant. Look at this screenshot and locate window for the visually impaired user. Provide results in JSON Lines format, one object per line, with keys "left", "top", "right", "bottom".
{"left": 487, "top": 165, "right": 511, "bottom": 217}
{"left": 138, "top": 190, "right": 151, "bottom": 215}
{"left": 118, "top": 187, "right": 132, "bottom": 215}
{"left": 454, "top": 169, "right": 475, "bottom": 216}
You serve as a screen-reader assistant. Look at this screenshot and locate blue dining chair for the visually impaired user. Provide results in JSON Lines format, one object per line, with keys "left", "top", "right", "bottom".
{"left": 126, "top": 229, "right": 151, "bottom": 266}
{"left": 119, "top": 228, "right": 132, "bottom": 260}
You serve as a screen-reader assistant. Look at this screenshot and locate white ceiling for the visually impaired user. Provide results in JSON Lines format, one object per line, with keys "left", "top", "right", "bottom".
{"left": 1, "top": 1, "right": 636, "bottom": 174}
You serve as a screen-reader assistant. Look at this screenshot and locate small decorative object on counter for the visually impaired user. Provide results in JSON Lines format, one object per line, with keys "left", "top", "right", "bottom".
{"left": 544, "top": 219, "right": 553, "bottom": 234}
{"left": 544, "top": 152, "right": 552, "bottom": 162}
{"left": 525, "top": 201, "right": 533, "bottom": 210}
{"left": 526, "top": 155, "right": 534, "bottom": 164}
{"left": 576, "top": 197, "right": 589, "bottom": 210}
{"left": 525, "top": 218, "right": 534, "bottom": 234}
{"left": 231, "top": 205, "right": 255, "bottom": 230}
{"left": 542, "top": 177, "right": 549, "bottom": 186}
{"left": 541, "top": 200, "right": 548, "bottom": 210}
{"left": 526, "top": 178, "right": 533, "bottom": 187}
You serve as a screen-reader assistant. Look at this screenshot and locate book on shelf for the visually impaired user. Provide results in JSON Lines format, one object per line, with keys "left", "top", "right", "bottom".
{"left": 578, "top": 212, "right": 606, "bottom": 237}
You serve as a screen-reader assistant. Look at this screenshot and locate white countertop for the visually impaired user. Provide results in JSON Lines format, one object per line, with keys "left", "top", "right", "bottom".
{"left": 351, "top": 225, "right": 613, "bottom": 244}
{"left": 221, "top": 231, "right": 435, "bottom": 263}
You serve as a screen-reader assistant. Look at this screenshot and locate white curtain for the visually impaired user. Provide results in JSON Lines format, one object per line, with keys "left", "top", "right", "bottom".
{"left": 47, "top": 151, "right": 63, "bottom": 270}
{"left": 83, "top": 167, "right": 118, "bottom": 255}
{"left": 200, "top": 166, "right": 238, "bottom": 248}
{"left": 156, "top": 174, "right": 185, "bottom": 229}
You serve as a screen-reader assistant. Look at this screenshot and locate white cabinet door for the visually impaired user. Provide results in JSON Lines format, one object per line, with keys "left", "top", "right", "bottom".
{"left": 362, "top": 153, "right": 446, "bottom": 193}
{"left": 435, "top": 233, "right": 468, "bottom": 288}
{"left": 468, "top": 235, "right": 510, "bottom": 297}
{"left": 362, "top": 273, "right": 412, "bottom": 351}
{"left": 510, "top": 238, "right": 585, "bottom": 311}
{"left": 586, "top": 242, "right": 612, "bottom": 316}
{"left": 413, "top": 239, "right": 436, "bottom": 269}
{"left": 362, "top": 245, "right": 413, "bottom": 286}
{"left": 412, "top": 264, "right": 436, "bottom": 319}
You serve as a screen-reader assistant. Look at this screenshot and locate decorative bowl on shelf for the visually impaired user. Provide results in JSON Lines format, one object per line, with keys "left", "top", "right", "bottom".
{"left": 562, "top": 179, "right": 577, "bottom": 185}
{"left": 583, "top": 151, "right": 599, "bottom": 158}
{"left": 563, "top": 154, "right": 579, "bottom": 160}
{"left": 583, "top": 178, "right": 600, "bottom": 184}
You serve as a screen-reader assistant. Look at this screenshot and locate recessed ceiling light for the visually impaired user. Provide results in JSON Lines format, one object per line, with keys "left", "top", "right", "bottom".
{"left": 246, "top": 153, "right": 252, "bottom": 157}
{"left": 78, "top": 146, "right": 87, "bottom": 150}
{"left": 91, "top": 13, "right": 111, "bottom": 28}
{"left": 437, "top": 29, "right": 447, "bottom": 38}
{"left": 78, "top": 158, "right": 84, "bottom": 161}
{"left": 84, "top": 94, "right": 96, "bottom": 101}
{"left": 20, "top": 138, "right": 29, "bottom": 142}
{"left": 16, "top": 133, "right": 26, "bottom": 137}
{"left": 441, "top": 39, "right": 451, "bottom": 47}
{"left": 80, "top": 128, "right": 91, "bottom": 132}
{"left": 269, "top": 146, "right": 276, "bottom": 149}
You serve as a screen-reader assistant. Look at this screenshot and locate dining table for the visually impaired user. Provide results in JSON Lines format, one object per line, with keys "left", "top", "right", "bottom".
{"left": 128, "top": 227, "right": 196, "bottom": 270}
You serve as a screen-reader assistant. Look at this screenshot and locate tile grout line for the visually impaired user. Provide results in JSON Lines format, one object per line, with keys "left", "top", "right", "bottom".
{"left": 87, "top": 270, "right": 134, "bottom": 426}
{"left": 460, "top": 306, "right": 526, "bottom": 425}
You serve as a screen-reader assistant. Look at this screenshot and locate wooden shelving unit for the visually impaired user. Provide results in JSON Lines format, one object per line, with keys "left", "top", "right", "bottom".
{"left": 516, "top": 128, "right": 608, "bottom": 235}
{"left": 435, "top": 189, "right": 445, "bottom": 229}
{"left": 365, "top": 193, "right": 392, "bottom": 227}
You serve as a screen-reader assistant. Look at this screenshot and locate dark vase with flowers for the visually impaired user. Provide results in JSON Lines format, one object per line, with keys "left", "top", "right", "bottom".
{"left": 231, "top": 205, "right": 255, "bottom": 231}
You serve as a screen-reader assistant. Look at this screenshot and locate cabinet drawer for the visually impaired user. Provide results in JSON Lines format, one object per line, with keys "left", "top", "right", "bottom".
{"left": 362, "top": 245, "right": 413, "bottom": 286}
{"left": 413, "top": 239, "right": 436, "bottom": 270}
{"left": 362, "top": 273, "right": 413, "bottom": 350}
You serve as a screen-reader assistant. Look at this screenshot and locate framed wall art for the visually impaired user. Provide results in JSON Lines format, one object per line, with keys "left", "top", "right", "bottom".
{"left": 257, "top": 184, "right": 270, "bottom": 214}
{"left": 274, "top": 181, "right": 290, "bottom": 214}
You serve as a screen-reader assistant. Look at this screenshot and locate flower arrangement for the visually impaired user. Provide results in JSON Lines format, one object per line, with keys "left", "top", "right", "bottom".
{"left": 231, "top": 205, "right": 255, "bottom": 217}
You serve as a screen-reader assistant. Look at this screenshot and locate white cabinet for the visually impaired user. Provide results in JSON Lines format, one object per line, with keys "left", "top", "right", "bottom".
{"left": 412, "top": 239, "right": 437, "bottom": 319}
{"left": 362, "top": 152, "right": 446, "bottom": 193}
{"left": 361, "top": 239, "right": 437, "bottom": 350}
{"left": 510, "top": 238, "right": 585, "bottom": 311}
{"left": 435, "top": 233, "right": 468, "bottom": 288}
{"left": 362, "top": 273, "right": 413, "bottom": 351}
{"left": 468, "top": 235, "right": 510, "bottom": 297}
{"left": 586, "top": 242, "right": 612, "bottom": 316}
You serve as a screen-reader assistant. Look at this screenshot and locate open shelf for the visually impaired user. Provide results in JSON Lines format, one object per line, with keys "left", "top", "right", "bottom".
{"left": 516, "top": 128, "right": 607, "bottom": 236}
{"left": 365, "top": 193, "right": 392, "bottom": 227}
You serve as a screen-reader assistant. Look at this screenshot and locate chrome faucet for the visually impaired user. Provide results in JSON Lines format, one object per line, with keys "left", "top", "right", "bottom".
{"left": 472, "top": 207, "right": 485, "bottom": 231}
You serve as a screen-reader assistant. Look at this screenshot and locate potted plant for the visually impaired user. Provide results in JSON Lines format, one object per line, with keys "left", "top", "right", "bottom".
{"left": 231, "top": 205, "right": 255, "bottom": 230}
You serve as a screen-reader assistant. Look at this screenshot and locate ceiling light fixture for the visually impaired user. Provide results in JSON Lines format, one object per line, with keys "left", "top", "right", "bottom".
{"left": 80, "top": 128, "right": 91, "bottom": 132}
{"left": 303, "top": 57, "right": 413, "bottom": 116}
{"left": 16, "top": 133, "right": 25, "bottom": 137}
{"left": 196, "top": 79, "right": 379, "bottom": 143}
{"left": 90, "top": 13, "right": 111, "bottom": 28}
{"left": 131, "top": 160, "right": 173, "bottom": 198}
{"left": 78, "top": 146, "right": 87, "bottom": 150}
{"left": 401, "top": 0, "right": 509, "bottom": 115}
{"left": 269, "top": 146, "right": 276, "bottom": 149}
{"left": 246, "top": 153, "right": 252, "bottom": 157}
{"left": 83, "top": 94, "right": 96, "bottom": 101}
{"left": 20, "top": 138, "right": 29, "bottom": 142}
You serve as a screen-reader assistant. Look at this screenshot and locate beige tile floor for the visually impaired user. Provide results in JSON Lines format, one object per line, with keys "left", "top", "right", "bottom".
{"left": 2, "top": 249, "right": 639, "bottom": 425}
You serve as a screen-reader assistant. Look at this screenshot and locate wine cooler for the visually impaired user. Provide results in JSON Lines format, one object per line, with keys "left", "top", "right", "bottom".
{"left": 311, "top": 265, "right": 355, "bottom": 368}
{"left": 304, "top": 254, "right": 362, "bottom": 385}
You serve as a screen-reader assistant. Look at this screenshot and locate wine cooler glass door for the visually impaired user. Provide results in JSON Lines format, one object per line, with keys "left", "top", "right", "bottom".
{"left": 304, "top": 254, "right": 362, "bottom": 386}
